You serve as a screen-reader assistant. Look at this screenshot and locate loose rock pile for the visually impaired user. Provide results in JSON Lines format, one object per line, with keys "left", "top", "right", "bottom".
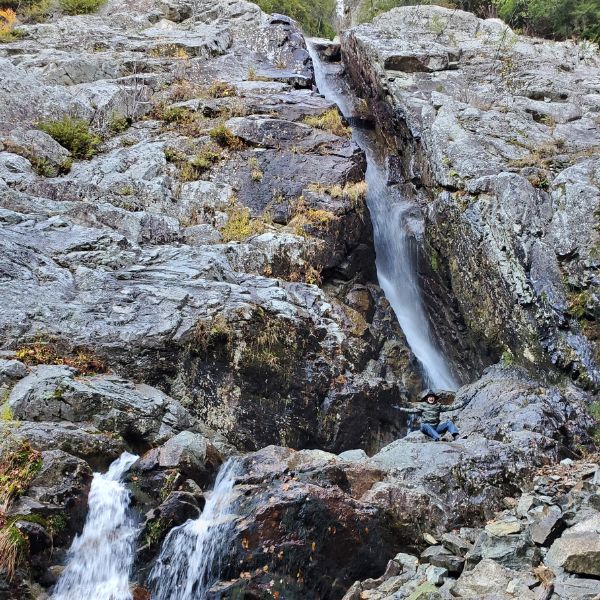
{"left": 342, "top": 457, "right": 600, "bottom": 599}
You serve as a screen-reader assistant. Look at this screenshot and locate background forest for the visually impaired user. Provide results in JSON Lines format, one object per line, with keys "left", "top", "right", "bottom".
{"left": 254, "top": 0, "right": 600, "bottom": 41}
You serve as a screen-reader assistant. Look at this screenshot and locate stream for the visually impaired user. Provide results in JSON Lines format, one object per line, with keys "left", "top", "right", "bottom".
{"left": 52, "top": 452, "right": 139, "bottom": 600}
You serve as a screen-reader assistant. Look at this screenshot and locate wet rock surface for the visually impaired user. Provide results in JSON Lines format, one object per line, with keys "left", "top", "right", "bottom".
{"left": 0, "top": 1, "right": 599, "bottom": 599}
{"left": 341, "top": 6, "right": 600, "bottom": 389}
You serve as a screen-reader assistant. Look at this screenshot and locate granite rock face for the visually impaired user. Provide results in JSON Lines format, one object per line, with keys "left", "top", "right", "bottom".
{"left": 341, "top": 6, "right": 600, "bottom": 389}
{"left": 1, "top": 2, "right": 599, "bottom": 599}
{"left": 0, "top": 0, "right": 421, "bottom": 455}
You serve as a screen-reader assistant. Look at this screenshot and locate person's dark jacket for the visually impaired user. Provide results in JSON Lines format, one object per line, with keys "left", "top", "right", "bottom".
{"left": 400, "top": 398, "right": 466, "bottom": 425}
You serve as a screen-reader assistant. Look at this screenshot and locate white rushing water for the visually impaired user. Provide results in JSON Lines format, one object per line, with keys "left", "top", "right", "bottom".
{"left": 52, "top": 451, "right": 139, "bottom": 600}
{"left": 307, "top": 41, "right": 458, "bottom": 391}
{"left": 149, "top": 459, "right": 239, "bottom": 600}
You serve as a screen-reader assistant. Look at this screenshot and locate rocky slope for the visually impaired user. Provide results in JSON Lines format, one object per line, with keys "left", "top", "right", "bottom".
{"left": 342, "top": 6, "right": 600, "bottom": 389}
{"left": 0, "top": 0, "right": 423, "bottom": 455}
{"left": 0, "top": 2, "right": 599, "bottom": 600}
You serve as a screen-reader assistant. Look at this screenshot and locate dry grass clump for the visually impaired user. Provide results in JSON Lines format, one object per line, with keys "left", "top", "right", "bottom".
{"left": 165, "top": 144, "right": 222, "bottom": 182}
{"left": 207, "top": 81, "right": 237, "bottom": 98}
{"left": 288, "top": 197, "right": 338, "bottom": 237}
{"left": 209, "top": 124, "right": 244, "bottom": 150}
{"left": 308, "top": 180, "right": 368, "bottom": 209}
{"left": 303, "top": 108, "right": 350, "bottom": 138}
{"left": 0, "top": 439, "right": 43, "bottom": 580}
{"left": 15, "top": 340, "right": 106, "bottom": 374}
{"left": 220, "top": 203, "right": 267, "bottom": 242}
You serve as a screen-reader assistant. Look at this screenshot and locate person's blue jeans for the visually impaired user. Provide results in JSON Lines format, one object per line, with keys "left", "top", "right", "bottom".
{"left": 421, "top": 421, "right": 458, "bottom": 441}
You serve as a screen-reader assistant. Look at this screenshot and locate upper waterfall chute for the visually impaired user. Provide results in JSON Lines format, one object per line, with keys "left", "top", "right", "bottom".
{"left": 306, "top": 40, "right": 458, "bottom": 391}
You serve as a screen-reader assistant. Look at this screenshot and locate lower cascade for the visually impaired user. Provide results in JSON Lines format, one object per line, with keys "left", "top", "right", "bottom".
{"left": 52, "top": 452, "right": 139, "bottom": 600}
{"left": 149, "top": 459, "right": 240, "bottom": 600}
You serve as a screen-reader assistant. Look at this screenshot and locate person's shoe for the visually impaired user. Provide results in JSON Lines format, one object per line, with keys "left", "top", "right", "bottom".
{"left": 452, "top": 433, "right": 459, "bottom": 440}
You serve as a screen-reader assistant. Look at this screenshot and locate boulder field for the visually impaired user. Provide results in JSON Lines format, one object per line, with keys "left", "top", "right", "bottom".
{"left": 0, "top": 1, "right": 598, "bottom": 600}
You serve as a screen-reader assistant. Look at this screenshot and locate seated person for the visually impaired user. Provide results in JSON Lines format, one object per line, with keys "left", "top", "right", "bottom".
{"left": 399, "top": 389, "right": 465, "bottom": 441}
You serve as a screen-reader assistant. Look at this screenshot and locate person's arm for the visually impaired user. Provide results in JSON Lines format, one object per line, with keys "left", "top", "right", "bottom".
{"left": 440, "top": 396, "right": 468, "bottom": 412}
{"left": 397, "top": 404, "right": 422, "bottom": 415}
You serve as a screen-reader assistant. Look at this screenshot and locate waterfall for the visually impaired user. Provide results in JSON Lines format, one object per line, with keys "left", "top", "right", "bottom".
{"left": 307, "top": 41, "right": 458, "bottom": 391}
{"left": 149, "top": 459, "right": 240, "bottom": 600}
{"left": 52, "top": 452, "right": 139, "bottom": 600}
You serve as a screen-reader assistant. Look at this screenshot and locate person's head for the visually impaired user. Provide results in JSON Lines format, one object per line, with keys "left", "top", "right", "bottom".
{"left": 420, "top": 388, "right": 439, "bottom": 404}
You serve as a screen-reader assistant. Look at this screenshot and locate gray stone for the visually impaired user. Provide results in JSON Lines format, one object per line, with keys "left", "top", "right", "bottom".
{"left": 9, "top": 365, "right": 194, "bottom": 445}
{"left": 338, "top": 449, "right": 369, "bottom": 462}
{"left": 441, "top": 532, "right": 473, "bottom": 557}
{"left": 545, "top": 514, "right": 600, "bottom": 576}
{"left": 425, "top": 564, "right": 447, "bottom": 585}
{"left": 0, "top": 421, "right": 124, "bottom": 468}
{"left": 530, "top": 505, "right": 565, "bottom": 546}
{"left": 554, "top": 575, "right": 600, "bottom": 600}
{"left": 0, "top": 359, "right": 28, "bottom": 384}
{"left": 485, "top": 516, "right": 522, "bottom": 537}
{"left": 517, "top": 493, "right": 537, "bottom": 518}
{"left": 421, "top": 545, "right": 464, "bottom": 574}
{"left": 451, "top": 558, "right": 528, "bottom": 598}
{"left": 158, "top": 431, "right": 222, "bottom": 481}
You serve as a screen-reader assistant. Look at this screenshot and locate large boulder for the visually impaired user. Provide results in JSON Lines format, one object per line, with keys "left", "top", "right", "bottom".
{"left": 545, "top": 514, "right": 600, "bottom": 577}
{"left": 8, "top": 365, "right": 194, "bottom": 446}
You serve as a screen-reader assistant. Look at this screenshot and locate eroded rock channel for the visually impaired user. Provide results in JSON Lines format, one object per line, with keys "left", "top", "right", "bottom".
{"left": 0, "top": 2, "right": 599, "bottom": 600}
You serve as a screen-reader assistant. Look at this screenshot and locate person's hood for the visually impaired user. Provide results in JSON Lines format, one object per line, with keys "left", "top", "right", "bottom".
{"left": 419, "top": 388, "right": 439, "bottom": 402}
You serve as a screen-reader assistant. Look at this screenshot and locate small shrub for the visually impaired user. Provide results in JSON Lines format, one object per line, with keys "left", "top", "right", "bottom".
{"left": 0, "top": 8, "right": 23, "bottom": 43}
{"left": 0, "top": 403, "right": 14, "bottom": 422}
{"left": 248, "top": 156, "right": 263, "bottom": 182}
{"left": 191, "top": 145, "right": 221, "bottom": 171}
{"left": 207, "top": 81, "right": 237, "bottom": 98}
{"left": 22, "top": 0, "right": 51, "bottom": 23}
{"left": 39, "top": 117, "right": 101, "bottom": 159}
{"left": 303, "top": 108, "right": 350, "bottom": 138}
{"left": 209, "top": 124, "right": 244, "bottom": 149}
{"left": 164, "top": 147, "right": 186, "bottom": 163}
{"left": 178, "top": 145, "right": 222, "bottom": 181}
{"left": 0, "top": 440, "right": 42, "bottom": 507}
{"left": 59, "top": 0, "right": 107, "bottom": 14}
{"left": 160, "top": 106, "right": 194, "bottom": 125}
{"left": 108, "top": 112, "right": 130, "bottom": 134}
{"left": 500, "top": 350, "right": 514, "bottom": 368}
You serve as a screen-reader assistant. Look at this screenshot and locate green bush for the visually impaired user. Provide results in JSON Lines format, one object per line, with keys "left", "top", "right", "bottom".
{"left": 59, "top": 0, "right": 107, "bottom": 15}
{"left": 39, "top": 116, "right": 101, "bottom": 159}
{"left": 254, "top": 0, "right": 337, "bottom": 37}
{"left": 495, "top": 0, "right": 600, "bottom": 43}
